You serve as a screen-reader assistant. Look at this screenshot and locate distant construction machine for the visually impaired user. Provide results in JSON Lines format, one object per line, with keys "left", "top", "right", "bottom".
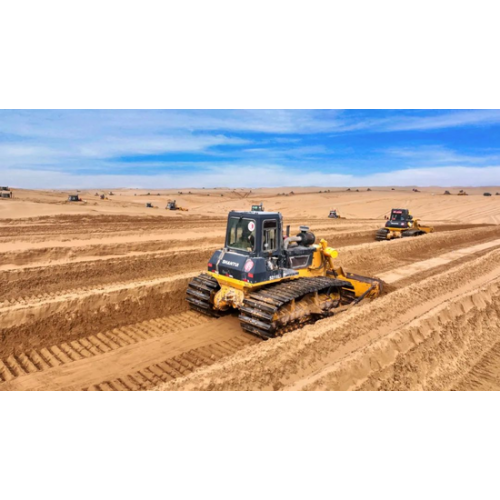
{"left": 186, "top": 210, "right": 382, "bottom": 339}
{"left": 67, "top": 194, "right": 82, "bottom": 202}
{"left": 376, "top": 208, "right": 433, "bottom": 241}
{"left": 328, "top": 209, "right": 344, "bottom": 219}
{"left": 458, "top": 190, "right": 468, "bottom": 196}
{"left": 251, "top": 203, "right": 264, "bottom": 211}
{"left": 0, "top": 187, "right": 12, "bottom": 199}
{"left": 166, "top": 200, "right": 188, "bottom": 211}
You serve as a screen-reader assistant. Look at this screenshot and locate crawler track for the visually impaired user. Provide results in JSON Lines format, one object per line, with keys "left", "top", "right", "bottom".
{"left": 240, "top": 277, "right": 352, "bottom": 338}
{"left": 186, "top": 274, "right": 221, "bottom": 317}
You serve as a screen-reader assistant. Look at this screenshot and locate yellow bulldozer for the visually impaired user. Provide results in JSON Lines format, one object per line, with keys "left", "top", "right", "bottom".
{"left": 0, "top": 187, "right": 13, "bottom": 199}
{"left": 186, "top": 210, "right": 381, "bottom": 338}
{"left": 376, "top": 208, "right": 433, "bottom": 241}
{"left": 328, "top": 209, "right": 345, "bottom": 219}
{"left": 166, "top": 200, "right": 188, "bottom": 211}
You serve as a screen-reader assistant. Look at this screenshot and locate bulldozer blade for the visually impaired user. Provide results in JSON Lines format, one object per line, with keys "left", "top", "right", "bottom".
{"left": 338, "top": 271, "right": 383, "bottom": 304}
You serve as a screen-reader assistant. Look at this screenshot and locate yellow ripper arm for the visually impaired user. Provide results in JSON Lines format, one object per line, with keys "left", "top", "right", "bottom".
{"left": 319, "top": 239, "right": 339, "bottom": 268}
{"left": 319, "top": 239, "right": 382, "bottom": 301}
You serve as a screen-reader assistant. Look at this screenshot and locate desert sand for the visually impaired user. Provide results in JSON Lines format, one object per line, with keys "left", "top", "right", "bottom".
{"left": 1, "top": 186, "right": 500, "bottom": 390}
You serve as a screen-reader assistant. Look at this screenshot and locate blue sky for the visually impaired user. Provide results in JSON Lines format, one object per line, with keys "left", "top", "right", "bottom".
{"left": 1, "top": 110, "right": 500, "bottom": 188}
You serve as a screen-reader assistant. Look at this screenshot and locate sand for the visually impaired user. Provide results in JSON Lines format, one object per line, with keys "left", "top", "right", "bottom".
{"left": 1, "top": 186, "right": 500, "bottom": 390}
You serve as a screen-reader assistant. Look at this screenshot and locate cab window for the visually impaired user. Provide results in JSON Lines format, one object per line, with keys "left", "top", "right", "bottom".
{"left": 227, "top": 217, "right": 256, "bottom": 252}
{"left": 262, "top": 219, "right": 278, "bottom": 252}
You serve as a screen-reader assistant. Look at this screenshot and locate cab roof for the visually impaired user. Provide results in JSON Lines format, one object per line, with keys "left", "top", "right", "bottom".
{"left": 229, "top": 210, "right": 281, "bottom": 218}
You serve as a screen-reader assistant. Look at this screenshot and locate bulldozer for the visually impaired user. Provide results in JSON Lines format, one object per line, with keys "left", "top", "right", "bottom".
{"left": 166, "top": 200, "right": 188, "bottom": 211}
{"left": 1, "top": 187, "right": 12, "bottom": 199}
{"left": 376, "top": 208, "right": 433, "bottom": 241}
{"left": 328, "top": 209, "right": 344, "bottom": 219}
{"left": 186, "top": 210, "right": 382, "bottom": 339}
{"left": 458, "top": 190, "right": 468, "bottom": 196}
{"left": 67, "top": 194, "right": 82, "bottom": 202}
{"left": 251, "top": 203, "right": 264, "bottom": 211}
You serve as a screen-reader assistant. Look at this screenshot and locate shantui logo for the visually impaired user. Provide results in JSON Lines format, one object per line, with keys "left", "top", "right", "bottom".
{"left": 222, "top": 260, "right": 240, "bottom": 268}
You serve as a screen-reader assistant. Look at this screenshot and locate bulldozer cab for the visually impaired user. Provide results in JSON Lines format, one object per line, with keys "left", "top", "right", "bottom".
{"left": 386, "top": 209, "right": 413, "bottom": 228}
{"left": 390, "top": 209, "right": 411, "bottom": 221}
{"left": 68, "top": 195, "right": 80, "bottom": 202}
{"left": 207, "top": 210, "right": 295, "bottom": 284}
{"left": 225, "top": 211, "right": 281, "bottom": 256}
{"left": 251, "top": 203, "right": 264, "bottom": 212}
{"left": 329, "top": 210, "right": 338, "bottom": 218}
{"left": 167, "top": 200, "right": 177, "bottom": 210}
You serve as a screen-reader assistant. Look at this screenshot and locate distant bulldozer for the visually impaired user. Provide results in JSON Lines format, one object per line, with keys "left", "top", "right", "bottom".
{"left": 458, "top": 190, "right": 468, "bottom": 196}
{"left": 166, "top": 200, "right": 188, "bottom": 211}
{"left": 376, "top": 208, "right": 433, "bottom": 241}
{"left": 68, "top": 194, "right": 82, "bottom": 202}
{"left": 444, "top": 190, "right": 451, "bottom": 195}
{"left": 1, "top": 187, "right": 13, "bottom": 199}
{"left": 328, "top": 209, "right": 345, "bottom": 219}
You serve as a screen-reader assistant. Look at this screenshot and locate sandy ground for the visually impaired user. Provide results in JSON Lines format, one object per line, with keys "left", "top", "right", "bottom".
{"left": 1, "top": 186, "right": 500, "bottom": 391}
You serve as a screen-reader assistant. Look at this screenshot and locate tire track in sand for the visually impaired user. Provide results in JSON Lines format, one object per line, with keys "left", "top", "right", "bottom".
{"left": 0, "top": 315, "right": 258, "bottom": 391}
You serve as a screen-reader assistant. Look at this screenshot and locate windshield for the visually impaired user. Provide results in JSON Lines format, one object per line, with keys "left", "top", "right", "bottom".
{"left": 391, "top": 210, "right": 405, "bottom": 221}
{"left": 227, "top": 217, "right": 256, "bottom": 252}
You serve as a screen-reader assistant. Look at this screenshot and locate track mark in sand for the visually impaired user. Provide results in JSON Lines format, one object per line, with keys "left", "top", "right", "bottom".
{"left": 377, "top": 238, "right": 500, "bottom": 284}
{"left": 452, "top": 342, "right": 500, "bottom": 391}
{"left": 0, "top": 311, "right": 210, "bottom": 385}
{"left": 85, "top": 337, "right": 259, "bottom": 391}
{"left": 0, "top": 315, "right": 258, "bottom": 391}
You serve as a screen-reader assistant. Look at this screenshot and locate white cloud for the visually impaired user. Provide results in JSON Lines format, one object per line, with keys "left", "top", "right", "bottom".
{"left": 383, "top": 145, "right": 500, "bottom": 165}
{"left": 2, "top": 111, "right": 500, "bottom": 190}
{"left": 381, "top": 110, "right": 500, "bottom": 132}
{"left": 3, "top": 164, "right": 500, "bottom": 189}
{"left": 0, "top": 134, "right": 248, "bottom": 170}
{"left": 2, "top": 110, "right": 500, "bottom": 144}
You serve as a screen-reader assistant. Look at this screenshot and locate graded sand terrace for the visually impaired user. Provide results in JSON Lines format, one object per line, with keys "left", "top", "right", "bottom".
{"left": 1, "top": 186, "right": 500, "bottom": 391}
